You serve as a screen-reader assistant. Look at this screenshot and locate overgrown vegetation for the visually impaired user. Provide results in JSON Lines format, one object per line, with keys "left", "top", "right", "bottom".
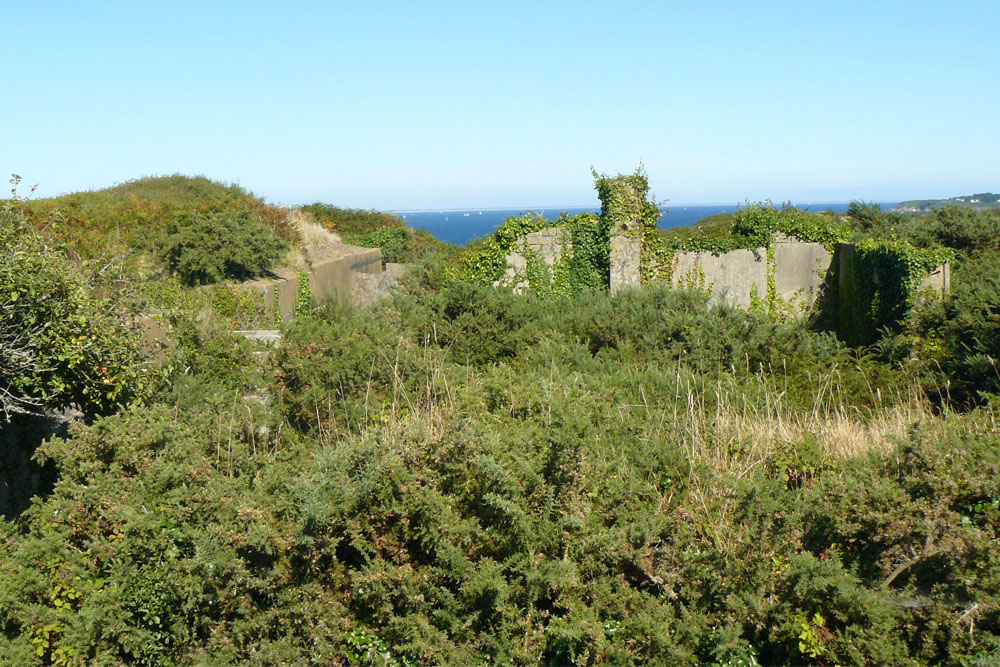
{"left": 0, "top": 190, "right": 148, "bottom": 421}
{"left": 301, "top": 203, "right": 452, "bottom": 266}
{"left": 2, "top": 172, "right": 1000, "bottom": 664}
{"left": 22, "top": 174, "right": 296, "bottom": 261}
{"left": 142, "top": 208, "right": 288, "bottom": 286}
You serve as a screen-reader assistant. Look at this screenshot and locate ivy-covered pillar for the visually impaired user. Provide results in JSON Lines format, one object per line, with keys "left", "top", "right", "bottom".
{"left": 592, "top": 167, "right": 661, "bottom": 292}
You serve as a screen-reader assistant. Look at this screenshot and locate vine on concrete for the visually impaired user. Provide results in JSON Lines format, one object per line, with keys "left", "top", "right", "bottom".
{"left": 839, "top": 239, "right": 953, "bottom": 345}
{"left": 295, "top": 271, "right": 312, "bottom": 316}
{"left": 455, "top": 210, "right": 610, "bottom": 296}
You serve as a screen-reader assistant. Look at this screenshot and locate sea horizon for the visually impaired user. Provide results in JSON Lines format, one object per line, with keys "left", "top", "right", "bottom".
{"left": 395, "top": 201, "right": 899, "bottom": 246}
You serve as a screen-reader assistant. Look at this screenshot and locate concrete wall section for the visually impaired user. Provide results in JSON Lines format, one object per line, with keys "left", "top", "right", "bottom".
{"left": 309, "top": 248, "right": 382, "bottom": 302}
{"left": 919, "top": 262, "right": 950, "bottom": 295}
{"left": 518, "top": 228, "right": 567, "bottom": 268}
{"left": 773, "top": 240, "right": 831, "bottom": 308}
{"left": 609, "top": 235, "right": 641, "bottom": 293}
{"left": 671, "top": 248, "right": 767, "bottom": 308}
{"left": 272, "top": 269, "right": 300, "bottom": 320}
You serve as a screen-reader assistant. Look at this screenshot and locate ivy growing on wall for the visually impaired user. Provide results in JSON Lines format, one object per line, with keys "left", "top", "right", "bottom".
{"left": 295, "top": 271, "right": 312, "bottom": 316}
{"left": 838, "top": 239, "right": 953, "bottom": 345}
{"left": 454, "top": 212, "right": 551, "bottom": 286}
{"left": 453, "top": 211, "right": 610, "bottom": 296}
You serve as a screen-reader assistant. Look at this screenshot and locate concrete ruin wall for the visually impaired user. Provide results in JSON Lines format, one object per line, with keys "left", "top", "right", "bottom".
{"left": 670, "top": 247, "right": 768, "bottom": 308}
{"left": 243, "top": 246, "right": 383, "bottom": 321}
{"left": 609, "top": 235, "right": 641, "bottom": 294}
{"left": 773, "top": 236, "right": 832, "bottom": 308}
{"left": 496, "top": 228, "right": 568, "bottom": 293}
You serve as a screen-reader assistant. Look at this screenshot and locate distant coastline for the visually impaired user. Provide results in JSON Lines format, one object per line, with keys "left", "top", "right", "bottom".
{"left": 396, "top": 202, "right": 898, "bottom": 246}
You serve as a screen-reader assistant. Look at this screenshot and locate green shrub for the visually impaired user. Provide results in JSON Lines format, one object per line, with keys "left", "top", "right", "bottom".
{"left": 344, "top": 226, "right": 411, "bottom": 265}
{"left": 888, "top": 253, "right": 1000, "bottom": 405}
{"left": 147, "top": 208, "right": 287, "bottom": 285}
{"left": 0, "top": 199, "right": 148, "bottom": 420}
{"left": 23, "top": 174, "right": 297, "bottom": 259}
{"left": 932, "top": 205, "right": 1000, "bottom": 254}
{"left": 301, "top": 202, "right": 405, "bottom": 236}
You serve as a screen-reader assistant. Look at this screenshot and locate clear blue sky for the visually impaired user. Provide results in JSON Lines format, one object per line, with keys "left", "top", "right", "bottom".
{"left": 3, "top": 1, "right": 998, "bottom": 208}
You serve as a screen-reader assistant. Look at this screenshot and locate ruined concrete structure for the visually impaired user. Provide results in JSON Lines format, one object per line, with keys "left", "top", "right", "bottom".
{"left": 669, "top": 234, "right": 834, "bottom": 309}
{"left": 243, "top": 240, "right": 388, "bottom": 319}
{"left": 668, "top": 237, "right": 949, "bottom": 310}
{"left": 494, "top": 227, "right": 568, "bottom": 293}
{"left": 500, "top": 226, "right": 950, "bottom": 318}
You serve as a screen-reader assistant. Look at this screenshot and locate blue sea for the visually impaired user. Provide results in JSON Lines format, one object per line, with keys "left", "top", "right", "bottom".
{"left": 396, "top": 203, "right": 898, "bottom": 246}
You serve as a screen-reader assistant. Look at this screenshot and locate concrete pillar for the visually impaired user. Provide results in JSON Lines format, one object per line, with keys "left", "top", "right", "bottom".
{"left": 609, "top": 235, "right": 641, "bottom": 293}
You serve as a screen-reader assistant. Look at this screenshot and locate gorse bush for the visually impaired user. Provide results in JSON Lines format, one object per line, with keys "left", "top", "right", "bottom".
{"left": 301, "top": 202, "right": 405, "bottom": 237}
{"left": 886, "top": 253, "right": 1000, "bottom": 406}
{"left": 3, "top": 173, "right": 1000, "bottom": 664}
{"left": 3, "top": 283, "right": 997, "bottom": 664}
{"left": 145, "top": 208, "right": 288, "bottom": 285}
{"left": 343, "top": 226, "right": 411, "bottom": 265}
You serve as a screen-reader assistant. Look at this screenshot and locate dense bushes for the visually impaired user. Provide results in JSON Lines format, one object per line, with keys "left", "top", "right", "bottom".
{"left": 0, "top": 199, "right": 148, "bottom": 420}
{"left": 3, "top": 177, "right": 1000, "bottom": 663}
{"left": 2, "top": 284, "right": 997, "bottom": 664}
{"left": 23, "top": 175, "right": 297, "bottom": 260}
{"left": 886, "top": 254, "right": 1000, "bottom": 405}
{"left": 144, "top": 208, "right": 288, "bottom": 285}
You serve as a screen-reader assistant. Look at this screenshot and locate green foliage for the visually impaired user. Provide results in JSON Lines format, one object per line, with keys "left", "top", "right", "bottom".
{"left": 344, "top": 226, "right": 411, "bottom": 265}
{"left": 2, "top": 282, "right": 999, "bottom": 664}
{"left": 0, "top": 198, "right": 149, "bottom": 420}
{"left": 846, "top": 200, "right": 906, "bottom": 235}
{"left": 932, "top": 206, "right": 1000, "bottom": 254}
{"left": 295, "top": 270, "right": 312, "bottom": 316}
{"left": 454, "top": 211, "right": 551, "bottom": 286}
{"left": 22, "top": 174, "right": 297, "bottom": 260}
{"left": 885, "top": 253, "right": 1000, "bottom": 405}
{"left": 591, "top": 166, "right": 662, "bottom": 236}
{"left": 145, "top": 208, "right": 288, "bottom": 285}
{"left": 838, "top": 238, "right": 953, "bottom": 346}
{"left": 302, "top": 202, "right": 406, "bottom": 237}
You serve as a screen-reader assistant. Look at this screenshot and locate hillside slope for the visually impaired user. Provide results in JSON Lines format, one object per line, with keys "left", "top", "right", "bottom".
{"left": 893, "top": 192, "right": 1000, "bottom": 212}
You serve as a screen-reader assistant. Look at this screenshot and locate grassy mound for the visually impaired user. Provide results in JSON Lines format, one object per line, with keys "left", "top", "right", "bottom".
{"left": 23, "top": 175, "right": 296, "bottom": 260}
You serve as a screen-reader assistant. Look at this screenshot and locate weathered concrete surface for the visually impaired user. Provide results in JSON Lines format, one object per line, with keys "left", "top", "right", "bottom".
{"left": 609, "top": 235, "right": 641, "bottom": 293}
{"left": 242, "top": 245, "right": 383, "bottom": 317}
{"left": 919, "top": 262, "right": 950, "bottom": 294}
{"left": 496, "top": 228, "right": 569, "bottom": 293}
{"left": 671, "top": 247, "right": 768, "bottom": 308}
{"left": 309, "top": 248, "right": 382, "bottom": 302}
{"left": 774, "top": 237, "right": 831, "bottom": 307}
{"left": 353, "top": 262, "right": 409, "bottom": 307}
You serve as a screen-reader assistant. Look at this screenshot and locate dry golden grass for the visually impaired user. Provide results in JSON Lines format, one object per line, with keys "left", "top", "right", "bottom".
{"left": 281, "top": 209, "right": 366, "bottom": 270}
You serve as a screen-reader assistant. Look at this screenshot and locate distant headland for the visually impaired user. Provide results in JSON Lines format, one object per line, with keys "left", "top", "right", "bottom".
{"left": 893, "top": 192, "right": 1000, "bottom": 212}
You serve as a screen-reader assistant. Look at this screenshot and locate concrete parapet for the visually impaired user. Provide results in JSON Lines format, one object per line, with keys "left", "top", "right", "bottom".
{"left": 773, "top": 238, "right": 831, "bottom": 308}
{"left": 671, "top": 247, "right": 767, "bottom": 308}
{"left": 240, "top": 245, "right": 383, "bottom": 317}
{"left": 232, "top": 330, "right": 283, "bottom": 346}
{"left": 309, "top": 248, "right": 382, "bottom": 303}
{"left": 919, "top": 262, "right": 950, "bottom": 295}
